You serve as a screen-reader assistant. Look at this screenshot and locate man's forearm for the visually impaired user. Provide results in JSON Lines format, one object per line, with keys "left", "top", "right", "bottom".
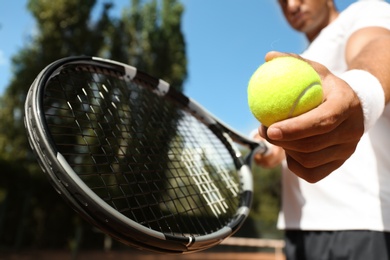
{"left": 346, "top": 27, "right": 390, "bottom": 104}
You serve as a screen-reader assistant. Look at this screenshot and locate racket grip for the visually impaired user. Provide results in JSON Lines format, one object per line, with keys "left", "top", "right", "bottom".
{"left": 249, "top": 129, "right": 273, "bottom": 156}
{"left": 244, "top": 140, "right": 273, "bottom": 167}
{"left": 255, "top": 140, "right": 273, "bottom": 156}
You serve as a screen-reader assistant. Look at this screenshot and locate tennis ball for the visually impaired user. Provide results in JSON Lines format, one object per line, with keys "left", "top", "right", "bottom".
{"left": 247, "top": 56, "right": 323, "bottom": 127}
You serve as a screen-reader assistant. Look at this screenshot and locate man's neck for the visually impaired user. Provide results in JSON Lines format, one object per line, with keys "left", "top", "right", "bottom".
{"left": 307, "top": 10, "right": 339, "bottom": 42}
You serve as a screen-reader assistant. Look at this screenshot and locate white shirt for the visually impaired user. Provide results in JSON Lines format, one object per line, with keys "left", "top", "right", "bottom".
{"left": 277, "top": 0, "right": 390, "bottom": 231}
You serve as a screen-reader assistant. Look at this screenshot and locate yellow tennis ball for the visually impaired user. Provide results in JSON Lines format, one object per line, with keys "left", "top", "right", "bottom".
{"left": 247, "top": 56, "right": 323, "bottom": 127}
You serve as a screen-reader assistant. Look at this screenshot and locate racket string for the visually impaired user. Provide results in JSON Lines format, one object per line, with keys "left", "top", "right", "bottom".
{"left": 44, "top": 64, "right": 242, "bottom": 237}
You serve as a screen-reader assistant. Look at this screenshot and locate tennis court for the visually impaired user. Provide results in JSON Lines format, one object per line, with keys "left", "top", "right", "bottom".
{"left": 1, "top": 251, "right": 284, "bottom": 260}
{"left": 1, "top": 237, "right": 285, "bottom": 260}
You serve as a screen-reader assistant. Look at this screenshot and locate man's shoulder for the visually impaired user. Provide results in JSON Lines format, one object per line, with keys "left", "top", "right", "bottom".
{"left": 342, "top": 0, "right": 390, "bottom": 16}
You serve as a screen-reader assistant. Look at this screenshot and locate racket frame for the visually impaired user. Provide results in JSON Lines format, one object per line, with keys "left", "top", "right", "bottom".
{"left": 24, "top": 56, "right": 268, "bottom": 253}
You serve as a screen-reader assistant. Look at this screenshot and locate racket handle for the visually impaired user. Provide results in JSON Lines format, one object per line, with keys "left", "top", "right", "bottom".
{"left": 249, "top": 128, "right": 273, "bottom": 156}
{"left": 244, "top": 140, "right": 273, "bottom": 166}
{"left": 255, "top": 140, "right": 273, "bottom": 156}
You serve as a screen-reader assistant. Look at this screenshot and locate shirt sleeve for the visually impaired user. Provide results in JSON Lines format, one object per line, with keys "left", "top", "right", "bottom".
{"left": 344, "top": 1, "right": 390, "bottom": 38}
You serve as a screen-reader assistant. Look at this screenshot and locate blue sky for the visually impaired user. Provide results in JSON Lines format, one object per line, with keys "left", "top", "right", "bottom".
{"left": 0, "top": 0, "right": 376, "bottom": 135}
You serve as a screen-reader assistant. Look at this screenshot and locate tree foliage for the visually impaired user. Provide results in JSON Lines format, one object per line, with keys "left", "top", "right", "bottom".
{"left": 108, "top": 0, "right": 186, "bottom": 87}
{"left": 250, "top": 165, "right": 283, "bottom": 238}
{"left": 0, "top": 0, "right": 187, "bottom": 250}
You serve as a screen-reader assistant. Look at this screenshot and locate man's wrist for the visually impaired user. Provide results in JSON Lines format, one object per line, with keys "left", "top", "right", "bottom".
{"left": 339, "top": 69, "right": 385, "bottom": 132}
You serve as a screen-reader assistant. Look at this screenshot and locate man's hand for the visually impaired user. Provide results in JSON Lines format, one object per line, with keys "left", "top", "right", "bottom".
{"left": 259, "top": 51, "right": 364, "bottom": 183}
{"left": 251, "top": 131, "right": 285, "bottom": 169}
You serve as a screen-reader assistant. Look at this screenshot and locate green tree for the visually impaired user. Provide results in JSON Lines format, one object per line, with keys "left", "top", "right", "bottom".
{"left": 109, "top": 0, "right": 186, "bottom": 88}
{"left": 250, "top": 165, "right": 283, "bottom": 239}
{"left": 0, "top": 0, "right": 187, "bottom": 251}
{"left": 0, "top": 0, "right": 113, "bottom": 250}
{"left": 0, "top": 0, "right": 112, "bottom": 163}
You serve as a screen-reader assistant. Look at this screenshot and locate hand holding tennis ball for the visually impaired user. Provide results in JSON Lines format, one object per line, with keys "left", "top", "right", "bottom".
{"left": 248, "top": 56, "right": 323, "bottom": 127}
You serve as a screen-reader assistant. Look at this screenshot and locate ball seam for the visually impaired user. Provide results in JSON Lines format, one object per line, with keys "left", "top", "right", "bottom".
{"left": 288, "top": 81, "right": 321, "bottom": 118}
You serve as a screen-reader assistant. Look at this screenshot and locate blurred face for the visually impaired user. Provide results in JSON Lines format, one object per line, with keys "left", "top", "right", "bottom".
{"left": 278, "top": 0, "right": 338, "bottom": 41}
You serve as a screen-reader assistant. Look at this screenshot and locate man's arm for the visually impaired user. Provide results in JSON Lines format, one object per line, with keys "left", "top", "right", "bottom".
{"left": 346, "top": 26, "right": 390, "bottom": 103}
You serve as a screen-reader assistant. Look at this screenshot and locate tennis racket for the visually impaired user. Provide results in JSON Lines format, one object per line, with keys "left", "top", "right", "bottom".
{"left": 24, "top": 56, "right": 269, "bottom": 254}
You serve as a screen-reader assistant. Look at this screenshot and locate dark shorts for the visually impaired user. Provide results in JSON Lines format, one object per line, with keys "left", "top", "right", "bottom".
{"left": 285, "top": 230, "right": 390, "bottom": 260}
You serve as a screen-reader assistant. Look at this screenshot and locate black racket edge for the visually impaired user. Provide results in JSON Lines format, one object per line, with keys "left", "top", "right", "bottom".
{"left": 24, "top": 56, "right": 270, "bottom": 254}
